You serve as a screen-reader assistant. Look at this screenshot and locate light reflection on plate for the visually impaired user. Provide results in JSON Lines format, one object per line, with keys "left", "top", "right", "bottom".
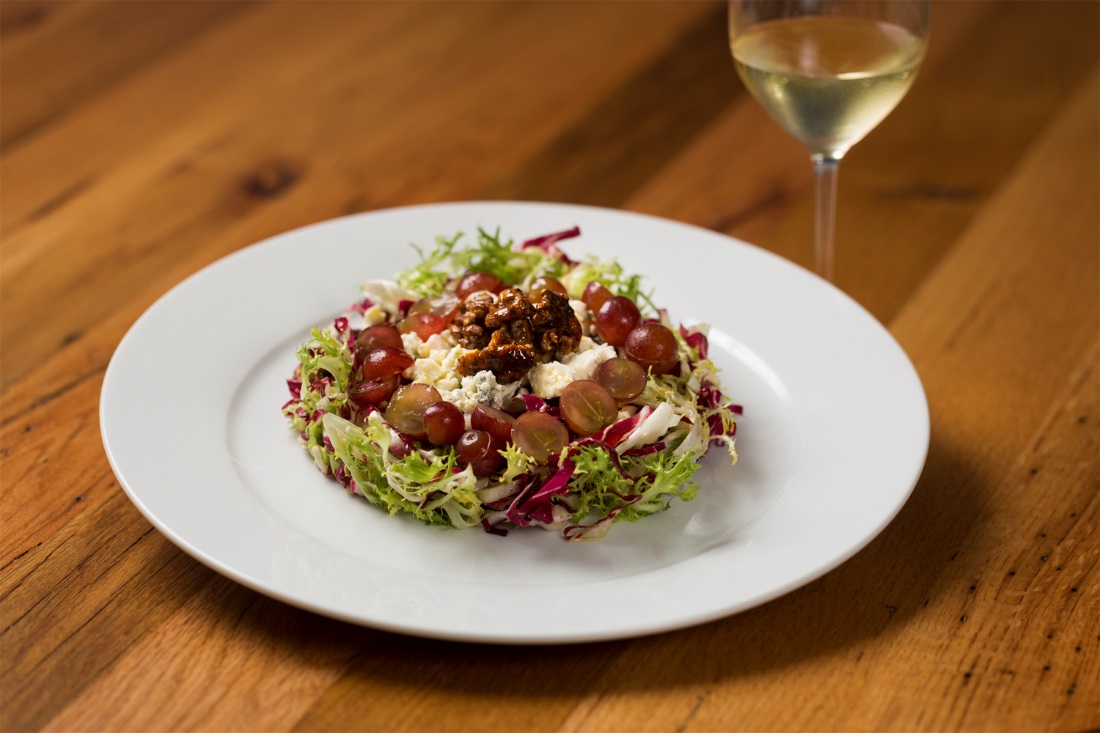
{"left": 101, "top": 201, "right": 928, "bottom": 644}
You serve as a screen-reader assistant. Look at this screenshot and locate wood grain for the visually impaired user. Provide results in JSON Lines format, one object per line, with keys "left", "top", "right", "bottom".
{"left": 1, "top": 1, "right": 257, "bottom": 149}
{"left": 1, "top": 2, "right": 1096, "bottom": 731}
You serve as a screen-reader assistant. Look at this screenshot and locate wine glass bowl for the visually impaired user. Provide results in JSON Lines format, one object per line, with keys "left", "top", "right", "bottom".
{"left": 729, "top": 0, "right": 929, "bottom": 281}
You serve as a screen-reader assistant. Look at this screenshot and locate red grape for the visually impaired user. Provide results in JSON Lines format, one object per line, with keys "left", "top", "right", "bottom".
{"left": 359, "top": 346, "right": 414, "bottom": 382}
{"left": 581, "top": 281, "right": 613, "bottom": 314}
{"left": 455, "top": 271, "right": 502, "bottom": 300}
{"left": 560, "top": 380, "right": 617, "bottom": 436}
{"left": 424, "top": 401, "right": 464, "bottom": 446}
{"left": 594, "top": 296, "right": 641, "bottom": 346}
{"left": 355, "top": 325, "right": 403, "bottom": 363}
{"left": 348, "top": 375, "right": 399, "bottom": 408}
{"left": 511, "top": 412, "right": 569, "bottom": 462}
{"left": 528, "top": 276, "right": 568, "bottom": 300}
{"left": 471, "top": 404, "right": 515, "bottom": 446}
{"left": 398, "top": 313, "right": 447, "bottom": 339}
{"left": 456, "top": 429, "right": 504, "bottom": 477}
{"left": 595, "top": 357, "right": 647, "bottom": 401}
{"left": 624, "top": 322, "right": 680, "bottom": 374}
{"left": 384, "top": 383, "right": 441, "bottom": 437}
{"left": 408, "top": 291, "right": 460, "bottom": 321}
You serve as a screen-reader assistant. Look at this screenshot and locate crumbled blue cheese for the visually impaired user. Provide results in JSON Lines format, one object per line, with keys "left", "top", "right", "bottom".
{"left": 439, "top": 370, "right": 519, "bottom": 413}
{"left": 527, "top": 337, "right": 617, "bottom": 399}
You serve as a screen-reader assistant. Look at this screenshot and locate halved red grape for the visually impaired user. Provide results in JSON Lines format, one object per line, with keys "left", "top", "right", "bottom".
{"left": 560, "top": 380, "right": 617, "bottom": 436}
{"left": 595, "top": 357, "right": 647, "bottom": 401}
{"left": 384, "top": 382, "right": 441, "bottom": 437}
{"left": 528, "top": 276, "right": 567, "bottom": 301}
{"left": 348, "top": 375, "right": 400, "bottom": 408}
{"left": 424, "top": 401, "right": 464, "bottom": 446}
{"left": 581, "top": 281, "right": 613, "bottom": 315}
{"left": 471, "top": 404, "right": 515, "bottom": 446}
{"left": 455, "top": 271, "right": 502, "bottom": 300}
{"left": 456, "top": 429, "right": 504, "bottom": 477}
{"left": 594, "top": 296, "right": 641, "bottom": 346}
{"left": 398, "top": 313, "right": 447, "bottom": 339}
{"left": 511, "top": 412, "right": 569, "bottom": 462}
{"left": 624, "top": 323, "right": 680, "bottom": 374}
{"left": 356, "top": 325, "right": 403, "bottom": 362}
{"left": 408, "top": 291, "right": 460, "bottom": 321}
{"left": 359, "top": 346, "right": 414, "bottom": 382}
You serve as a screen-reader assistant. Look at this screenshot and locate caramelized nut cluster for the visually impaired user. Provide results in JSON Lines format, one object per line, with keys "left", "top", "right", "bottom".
{"left": 451, "top": 287, "right": 582, "bottom": 382}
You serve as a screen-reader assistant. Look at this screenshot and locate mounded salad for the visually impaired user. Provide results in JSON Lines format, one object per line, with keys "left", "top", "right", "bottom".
{"left": 282, "top": 226, "right": 740, "bottom": 540}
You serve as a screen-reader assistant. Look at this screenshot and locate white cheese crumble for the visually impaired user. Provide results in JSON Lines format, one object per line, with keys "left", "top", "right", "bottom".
{"left": 406, "top": 344, "right": 473, "bottom": 393}
{"left": 362, "top": 304, "right": 388, "bottom": 327}
{"left": 401, "top": 331, "right": 454, "bottom": 358}
{"left": 527, "top": 338, "right": 617, "bottom": 399}
{"left": 526, "top": 362, "right": 573, "bottom": 400}
{"left": 569, "top": 298, "right": 591, "bottom": 334}
{"left": 400, "top": 331, "right": 424, "bottom": 356}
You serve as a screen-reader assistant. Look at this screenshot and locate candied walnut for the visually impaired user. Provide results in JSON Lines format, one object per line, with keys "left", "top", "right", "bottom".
{"left": 485, "top": 287, "right": 534, "bottom": 328}
{"left": 531, "top": 290, "right": 583, "bottom": 356}
{"left": 489, "top": 317, "right": 533, "bottom": 347}
{"left": 457, "top": 316, "right": 537, "bottom": 382}
{"left": 458, "top": 341, "right": 536, "bottom": 383}
{"left": 450, "top": 291, "right": 497, "bottom": 349}
{"left": 452, "top": 287, "right": 576, "bottom": 382}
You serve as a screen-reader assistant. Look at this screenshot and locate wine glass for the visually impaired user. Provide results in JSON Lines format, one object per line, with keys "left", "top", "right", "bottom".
{"left": 728, "top": 0, "right": 929, "bottom": 282}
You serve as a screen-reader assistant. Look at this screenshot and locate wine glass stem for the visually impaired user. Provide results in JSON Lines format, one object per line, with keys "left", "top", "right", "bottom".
{"left": 812, "top": 154, "right": 840, "bottom": 282}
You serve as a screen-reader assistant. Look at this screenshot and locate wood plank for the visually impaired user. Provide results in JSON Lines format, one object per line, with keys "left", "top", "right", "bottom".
{"left": 0, "top": 1, "right": 715, "bottom": 389}
{"left": 0, "top": 1, "right": 83, "bottom": 49}
{"left": 0, "top": 0, "right": 412, "bottom": 234}
{"left": 479, "top": 3, "right": 735, "bottom": 207}
{"left": 290, "top": 641, "right": 624, "bottom": 733}
{"left": 42, "top": 576, "right": 368, "bottom": 733}
{"left": 0, "top": 1, "right": 259, "bottom": 149}
{"left": 0, "top": 492, "right": 214, "bottom": 733}
{"left": 0, "top": 367, "right": 111, "bottom": 568}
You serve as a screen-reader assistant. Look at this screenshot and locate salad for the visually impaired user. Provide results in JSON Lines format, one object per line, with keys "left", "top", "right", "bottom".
{"left": 282, "top": 226, "right": 739, "bottom": 540}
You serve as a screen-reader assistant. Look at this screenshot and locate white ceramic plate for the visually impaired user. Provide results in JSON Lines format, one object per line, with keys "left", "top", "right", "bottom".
{"left": 100, "top": 201, "right": 928, "bottom": 644}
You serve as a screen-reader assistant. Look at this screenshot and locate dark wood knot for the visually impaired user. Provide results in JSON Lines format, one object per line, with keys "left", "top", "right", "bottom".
{"left": 242, "top": 160, "right": 302, "bottom": 199}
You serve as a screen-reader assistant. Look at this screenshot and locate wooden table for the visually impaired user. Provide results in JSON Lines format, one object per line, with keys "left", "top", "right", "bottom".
{"left": 2, "top": 2, "right": 1096, "bottom": 731}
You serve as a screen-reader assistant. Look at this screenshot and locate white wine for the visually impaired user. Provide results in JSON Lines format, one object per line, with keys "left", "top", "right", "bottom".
{"left": 731, "top": 16, "right": 924, "bottom": 159}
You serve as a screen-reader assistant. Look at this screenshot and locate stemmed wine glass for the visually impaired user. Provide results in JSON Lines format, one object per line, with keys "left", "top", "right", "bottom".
{"left": 728, "top": 0, "right": 929, "bottom": 282}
